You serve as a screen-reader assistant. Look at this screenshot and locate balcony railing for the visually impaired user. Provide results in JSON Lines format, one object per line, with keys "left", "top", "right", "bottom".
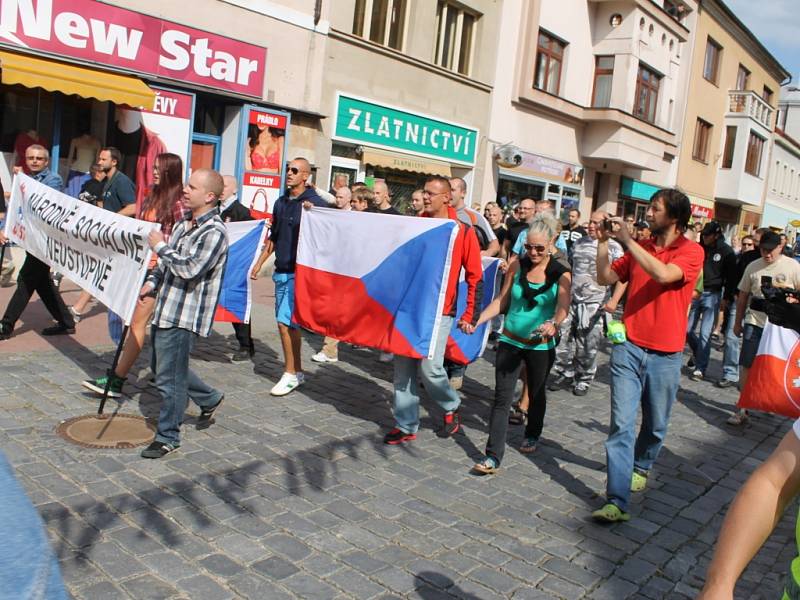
{"left": 728, "top": 90, "right": 773, "bottom": 130}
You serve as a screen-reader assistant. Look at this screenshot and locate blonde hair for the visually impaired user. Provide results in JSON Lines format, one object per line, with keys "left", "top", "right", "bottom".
{"left": 527, "top": 213, "right": 559, "bottom": 241}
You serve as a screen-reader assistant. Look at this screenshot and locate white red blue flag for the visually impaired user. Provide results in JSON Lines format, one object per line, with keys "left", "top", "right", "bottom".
{"left": 294, "top": 207, "right": 458, "bottom": 359}
{"left": 739, "top": 320, "right": 800, "bottom": 418}
{"left": 445, "top": 257, "right": 502, "bottom": 365}
{"left": 214, "top": 220, "right": 268, "bottom": 324}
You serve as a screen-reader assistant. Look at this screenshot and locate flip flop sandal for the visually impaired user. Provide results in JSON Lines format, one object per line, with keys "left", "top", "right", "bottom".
{"left": 508, "top": 404, "right": 527, "bottom": 425}
{"left": 472, "top": 457, "right": 499, "bottom": 475}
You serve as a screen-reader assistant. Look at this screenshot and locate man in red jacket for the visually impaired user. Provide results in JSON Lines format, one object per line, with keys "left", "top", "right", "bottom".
{"left": 384, "top": 176, "right": 483, "bottom": 444}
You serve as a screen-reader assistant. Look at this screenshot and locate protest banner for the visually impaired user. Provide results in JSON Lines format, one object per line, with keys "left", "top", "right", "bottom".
{"left": 4, "top": 174, "right": 160, "bottom": 324}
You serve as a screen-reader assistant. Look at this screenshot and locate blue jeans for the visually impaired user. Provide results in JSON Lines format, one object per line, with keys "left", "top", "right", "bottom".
{"left": 605, "top": 341, "right": 682, "bottom": 512}
{"left": 721, "top": 300, "right": 740, "bottom": 382}
{"left": 392, "top": 315, "right": 460, "bottom": 433}
{"left": 0, "top": 452, "right": 67, "bottom": 599}
{"left": 152, "top": 326, "right": 222, "bottom": 447}
{"left": 687, "top": 290, "right": 721, "bottom": 374}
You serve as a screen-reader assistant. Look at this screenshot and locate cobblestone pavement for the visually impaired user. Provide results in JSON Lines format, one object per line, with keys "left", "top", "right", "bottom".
{"left": 1, "top": 299, "right": 795, "bottom": 599}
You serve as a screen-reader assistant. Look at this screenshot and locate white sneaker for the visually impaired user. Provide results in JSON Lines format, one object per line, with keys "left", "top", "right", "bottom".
{"left": 270, "top": 372, "right": 304, "bottom": 396}
{"left": 311, "top": 352, "right": 338, "bottom": 363}
{"left": 379, "top": 352, "right": 394, "bottom": 363}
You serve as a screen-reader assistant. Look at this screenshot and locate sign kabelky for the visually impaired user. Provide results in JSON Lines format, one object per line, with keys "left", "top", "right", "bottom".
{"left": 334, "top": 93, "right": 478, "bottom": 166}
{"left": 0, "top": 0, "right": 266, "bottom": 97}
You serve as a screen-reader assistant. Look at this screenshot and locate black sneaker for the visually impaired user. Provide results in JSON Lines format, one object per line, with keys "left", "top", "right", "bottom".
{"left": 687, "top": 357, "right": 695, "bottom": 369}
{"left": 383, "top": 428, "right": 417, "bottom": 445}
{"left": 439, "top": 409, "right": 461, "bottom": 438}
{"left": 715, "top": 379, "right": 737, "bottom": 389}
{"left": 0, "top": 322, "right": 11, "bottom": 341}
{"left": 141, "top": 441, "right": 176, "bottom": 459}
{"left": 197, "top": 396, "right": 223, "bottom": 430}
{"left": 42, "top": 324, "right": 75, "bottom": 336}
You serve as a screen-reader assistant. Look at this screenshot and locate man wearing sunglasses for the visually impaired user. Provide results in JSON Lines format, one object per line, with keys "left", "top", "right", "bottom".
{"left": 251, "top": 158, "right": 327, "bottom": 396}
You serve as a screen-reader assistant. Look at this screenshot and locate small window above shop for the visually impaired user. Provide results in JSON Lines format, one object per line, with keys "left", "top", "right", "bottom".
{"left": 352, "top": 0, "right": 407, "bottom": 51}
{"left": 434, "top": 1, "right": 479, "bottom": 76}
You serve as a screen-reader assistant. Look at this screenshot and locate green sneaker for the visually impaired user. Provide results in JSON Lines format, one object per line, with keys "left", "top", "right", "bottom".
{"left": 592, "top": 503, "right": 631, "bottom": 523}
{"left": 82, "top": 373, "right": 124, "bottom": 398}
{"left": 631, "top": 470, "right": 648, "bottom": 493}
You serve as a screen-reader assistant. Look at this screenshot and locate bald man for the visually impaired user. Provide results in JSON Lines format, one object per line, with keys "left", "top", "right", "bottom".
{"left": 140, "top": 168, "right": 229, "bottom": 458}
{"left": 371, "top": 180, "right": 400, "bottom": 215}
{"left": 219, "top": 175, "right": 256, "bottom": 361}
{"left": 334, "top": 186, "right": 352, "bottom": 211}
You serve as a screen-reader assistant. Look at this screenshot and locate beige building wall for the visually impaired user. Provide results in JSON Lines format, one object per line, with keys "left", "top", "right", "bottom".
{"left": 676, "top": 3, "right": 782, "bottom": 211}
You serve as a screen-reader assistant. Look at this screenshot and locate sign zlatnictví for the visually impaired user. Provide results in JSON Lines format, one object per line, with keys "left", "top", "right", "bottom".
{"left": 334, "top": 94, "right": 478, "bottom": 166}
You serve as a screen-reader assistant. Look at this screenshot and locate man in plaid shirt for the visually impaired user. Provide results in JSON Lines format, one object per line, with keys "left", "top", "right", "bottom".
{"left": 139, "top": 168, "right": 229, "bottom": 459}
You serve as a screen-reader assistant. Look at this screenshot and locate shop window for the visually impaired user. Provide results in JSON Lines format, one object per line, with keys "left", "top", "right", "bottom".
{"left": 736, "top": 64, "right": 750, "bottom": 90}
{"left": 353, "top": 0, "right": 407, "bottom": 51}
{"left": 0, "top": 85, "right": 55, "bottom": 164}
{"left": 721, "top": 125, "right": 736, "bottom": 169}
{"left": 703, "top": 37, "right": 721, "bottom": 84}
{"left": 744, "top": 130, "right": 765, "bottom": 176}
{"left": 534, "top": 30, "right": 565, "bottom": 95}
{"left": 496, "top": 178, "right": 544, "bottom": 209}
{"left": 434, "top": 1, "right": 478, "bottom": 76}
{"left": 592, "top": 56, "right": 614, "bottom": 108}
{"left": 692, "top": 118, "right": 712, "bottom": 163}
{"left": 633, "top": 63, "right": 660, "bottom": 124}
{"left": 193, "top": 93, "right": 225, "bottom": 136}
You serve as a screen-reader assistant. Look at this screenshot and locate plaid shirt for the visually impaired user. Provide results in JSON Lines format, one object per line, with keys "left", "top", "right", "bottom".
{"left": 147, "top": 209, "right": 228, "bottom": 336}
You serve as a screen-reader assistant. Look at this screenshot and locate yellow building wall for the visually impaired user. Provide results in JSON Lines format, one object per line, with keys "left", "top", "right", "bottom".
{"left": 676, "top": 8, "right": 781, "bottom": 205}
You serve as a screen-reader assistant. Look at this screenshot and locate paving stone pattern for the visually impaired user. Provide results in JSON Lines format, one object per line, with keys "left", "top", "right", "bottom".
{"left": 1, "top": 312, "right": 795, "bottom": 599}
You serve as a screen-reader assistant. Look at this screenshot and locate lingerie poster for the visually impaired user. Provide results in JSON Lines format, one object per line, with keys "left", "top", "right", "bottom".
{"left": 240, "top": 107, "right": 290, "bottom": 218}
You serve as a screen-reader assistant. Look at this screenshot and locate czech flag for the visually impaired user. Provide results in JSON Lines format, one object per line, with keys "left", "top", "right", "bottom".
{"left": 445, "top": 257, "right": 502, "bottom": 365}
{"left": 294, "top": 207, "right": 458, "bottom": 359}
{"left": 738, "top": 321, "right": 800, "bottom": 418}
{"left": 214, "top": 220, "right": 268, "bottom": 324}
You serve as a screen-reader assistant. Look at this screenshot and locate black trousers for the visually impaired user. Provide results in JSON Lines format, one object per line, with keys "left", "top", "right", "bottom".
{"left": 1, "top": 253, "right": 74, "bottom": 330}
{"left": 486, "top": 342, "right": 555, "bottom": 465}
{"left": 232, "top": 322, "right": 253, "bottom": 351}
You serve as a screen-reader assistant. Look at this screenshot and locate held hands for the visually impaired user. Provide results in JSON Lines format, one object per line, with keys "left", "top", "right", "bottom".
{"left": 148, "top": 229, "right": 164, "bottom": 249}
{"left": 498, "top": 259, "right": 509, "bottom": 274}
{"left": 457, "top": 320, "right": 474, "bottom": 334}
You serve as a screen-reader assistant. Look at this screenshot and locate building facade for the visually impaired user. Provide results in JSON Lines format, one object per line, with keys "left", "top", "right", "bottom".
{"left": 318, "top": 0, "right": 501, "bottom": 212}
{"left": 762, "top": 88, "right": 800, "bottom": 234}
{"left": 480, "top": 0, "right": 698, "bottom": 222}
{"left": 675, "top": 0, "right": 789, "bottom": 238}
{"left": 0, "top": 0, "right": 329, "bottom": 214}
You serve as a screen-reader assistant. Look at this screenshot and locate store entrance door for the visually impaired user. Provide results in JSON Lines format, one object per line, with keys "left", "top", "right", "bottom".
{"left": 191, "top": 134, "right": 220, "bottom": 173}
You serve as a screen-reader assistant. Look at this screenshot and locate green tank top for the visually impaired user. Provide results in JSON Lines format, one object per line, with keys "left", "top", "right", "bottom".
{"left": 499, "top": 268, "right": 559, "bottom": 351}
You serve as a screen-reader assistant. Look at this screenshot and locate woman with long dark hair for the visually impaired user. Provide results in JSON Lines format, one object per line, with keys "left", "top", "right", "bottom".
{"left": 82, "top": 153, "right": 185, "bottom": 397}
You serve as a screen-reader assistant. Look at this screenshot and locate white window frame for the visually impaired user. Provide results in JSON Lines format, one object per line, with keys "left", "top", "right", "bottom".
{"left": 434, "top": 1, "right": 477, "bottom": 76}
{"left": 356, "top": 0, "right": 408, "bottom": 50}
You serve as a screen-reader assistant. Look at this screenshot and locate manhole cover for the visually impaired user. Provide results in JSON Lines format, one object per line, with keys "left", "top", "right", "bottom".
{"left": 55, "top": 413, "right": 155, "bottom": 449}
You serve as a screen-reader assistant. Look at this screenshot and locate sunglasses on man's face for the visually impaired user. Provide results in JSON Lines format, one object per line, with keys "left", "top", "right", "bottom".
{"left": 742, "top": 242, "right": 754, "bottom": 247}
{"left": 524, "top": 243, "right": 547, "bottom": 253}
{"left": 286, "top": 166, "right": 301, "bottom": 175}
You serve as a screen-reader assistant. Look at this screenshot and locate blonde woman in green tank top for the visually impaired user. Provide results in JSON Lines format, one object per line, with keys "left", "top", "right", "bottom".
{"left": 462, "top": 214, "right": 571, "bottom": 474}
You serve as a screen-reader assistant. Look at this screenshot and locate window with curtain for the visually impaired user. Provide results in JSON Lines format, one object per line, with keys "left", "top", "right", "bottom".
{"left": 745, "top": 131, "right": 765, "bottom": 176}
{"left": 352, "top": 0, "right": 407, "bottom": 51}
{"left": 434, "top": 1, "right": 479, "bottom": 76}
{"left": 703, "top": 37, "right": 722, "bottom": 84}
{"left": 692, "top": 118, "right": 713, "bottom": 163}
{"left": 721, "top": 125, "right": 736, "bottom": 169}
{"left": 534, "top": 31, "right": 565, "bottom": 95}
{"left": 736, "top": 64, "right": 750, "bottom": 90}
{"left": 592, "top": 56, "right": 614, "bottom": 107}
{"left": 633, "top": 63, "right": 660, "bottom": 123}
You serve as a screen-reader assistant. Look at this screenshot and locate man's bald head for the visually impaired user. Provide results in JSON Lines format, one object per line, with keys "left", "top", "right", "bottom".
{"left": 221, "top": 175, "right": 237, "bottom": 201}
{"left": 372, "top": 180, "right": 391, "bottom": 209}
{"left": 195, "top": 168, "right": 224, "bottom": 199}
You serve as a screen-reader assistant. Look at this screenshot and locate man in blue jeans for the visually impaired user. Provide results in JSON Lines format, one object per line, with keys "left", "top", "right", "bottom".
{"left": 592, "top": 189, "right": 703, "bottom": 522}
{"left": 139, "top": 168, "right": 229, "bottom": 459}
{"left": 686, "top": 221, "right": 736, "bottom": 382}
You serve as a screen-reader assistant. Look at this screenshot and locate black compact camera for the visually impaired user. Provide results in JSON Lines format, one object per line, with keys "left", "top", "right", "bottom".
{"left": 602, "top": 218, "right": 614, "bottom": 232}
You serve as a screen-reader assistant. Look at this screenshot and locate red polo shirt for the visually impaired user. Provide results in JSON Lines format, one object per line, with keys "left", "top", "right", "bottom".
{"left": 611, "top": 235, "right": 703, "bottom": 353}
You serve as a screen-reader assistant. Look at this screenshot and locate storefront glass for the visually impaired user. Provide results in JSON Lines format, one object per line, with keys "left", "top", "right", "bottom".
{"left": 497, "top": 177, "right": 544, "bottom": 209}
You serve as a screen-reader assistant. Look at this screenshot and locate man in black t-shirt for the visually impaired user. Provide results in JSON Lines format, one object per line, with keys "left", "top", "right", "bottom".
{"left": 370, "top": 180, "right": 400, "bottom": 215}
{"left": 483, "top": 203, "right": 507, "bottom": 255}
{"left": 504, "top": 198, "right": 535, "bottom": 257}
{"left": 559, "top": 208, "right": 587, "bottom": 261}
{"left": 97, "top": 147, "right": 136, "bottom": 217}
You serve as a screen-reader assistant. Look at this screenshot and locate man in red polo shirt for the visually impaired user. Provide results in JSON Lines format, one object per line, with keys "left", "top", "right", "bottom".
{"left": 591, "top": 189, "right": 703, "bottom": 522}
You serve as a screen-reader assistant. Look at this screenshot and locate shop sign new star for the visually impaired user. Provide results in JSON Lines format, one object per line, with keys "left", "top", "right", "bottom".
{"left": 0, "top": 0, "right": 266, "bottom": 97}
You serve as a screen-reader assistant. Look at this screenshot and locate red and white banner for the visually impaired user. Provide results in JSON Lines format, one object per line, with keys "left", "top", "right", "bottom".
{"left": 739, "top": 321, "right": 800, "bottom": 418}
{"left": 0, "top": 0, "right": 267, "bottom": 97}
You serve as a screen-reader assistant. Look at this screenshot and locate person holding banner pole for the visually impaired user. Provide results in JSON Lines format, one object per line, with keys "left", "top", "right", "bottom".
{"left": 82, "top": 153, "right": 186, "bottom": 398}
{"left": 139, "top": 168, "right": 228, "bottom": 459}
{"left": 0, "top": 145, "right": 75, "bottom": 341}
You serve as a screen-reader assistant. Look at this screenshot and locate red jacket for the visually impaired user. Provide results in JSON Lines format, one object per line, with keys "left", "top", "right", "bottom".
{"left": 425, "top": 206, "right": 483, "bottom": 323}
